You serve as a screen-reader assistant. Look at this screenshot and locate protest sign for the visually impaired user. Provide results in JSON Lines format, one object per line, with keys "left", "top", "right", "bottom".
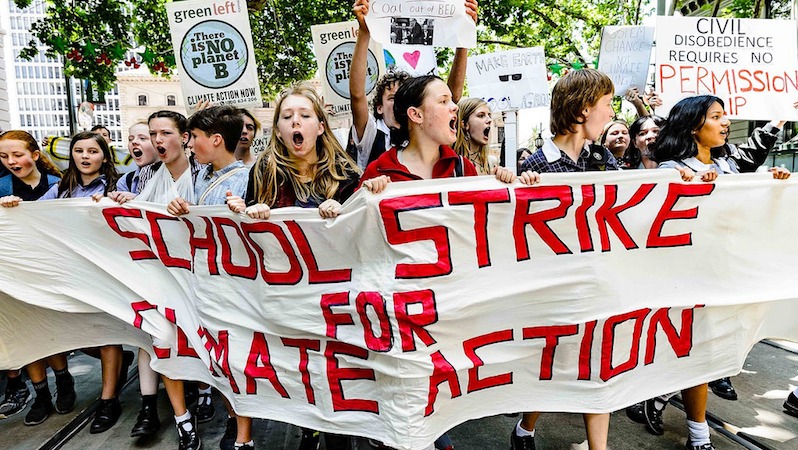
{"left": 2, "top": 172, "right": 798, "bottom": 449}
{"left": 166, "top": 0, "right": 263, "bottom": 111}
{"left": 655, "top": 16, "right": 798, "bottom": 120}
{"left": 311, "top": 21, "right": 386, "bottom": 118}
{"left": 598, "top": 26, "right": 654, "bottom": 96}
{"left": 466, "top": 47, "right": 550, "bottom": 112}
{"left": 383, "top": 43, "right": 437, "bottom": 76}
{"left": 365, "top": 0, "right": 476, "bottom": 49}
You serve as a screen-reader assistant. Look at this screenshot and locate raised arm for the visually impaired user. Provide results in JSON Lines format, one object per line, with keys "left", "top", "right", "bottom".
{"left": 350, "top": 0, "right": 372, "bottom": 140}
{"left": 447, "top": 0, "right": 478, "bottom": 103}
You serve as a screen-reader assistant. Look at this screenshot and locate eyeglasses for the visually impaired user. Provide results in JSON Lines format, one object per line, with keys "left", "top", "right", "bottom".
{"left": 499, "top": 74, "right": 523, "bottom": 82}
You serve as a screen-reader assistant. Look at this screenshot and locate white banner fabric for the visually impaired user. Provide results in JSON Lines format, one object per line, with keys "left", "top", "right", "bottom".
{"left": 1, "top": 171, "right": 798, "bottom": 450}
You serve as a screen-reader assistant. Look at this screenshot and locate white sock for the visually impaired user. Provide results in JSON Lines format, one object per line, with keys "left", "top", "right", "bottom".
{"left": 235, "top": 441, "right": 254, "bottom": 449}
{"left": 175, "top": 411, "right": 192, "bottom": 428}
{"left": 515, "top": 420, "right": 535, "bottom": 437}
{"left": 687, "top": 419, "right": 710, "bottom": 446}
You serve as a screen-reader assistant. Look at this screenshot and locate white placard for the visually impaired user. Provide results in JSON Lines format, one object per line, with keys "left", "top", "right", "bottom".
{"left": 466, "top": 47, "right": 550, "bottom": 112}
{"left": 166, "top": 0, "right": 263, "bottom": 111}
{"left": 598, "top": 26, "right": 655, "bottom": 96}
{"left": 655, "top": 16, "right": 798, "bottom": 120}
{"left": 382, "top": 43, "right": 437, "bottom": 76}
{"left": 311, "top": 21, "right": 386, "bottom": 118}
{"left": 365, "top": 0, "right": 476, "bottom": 48}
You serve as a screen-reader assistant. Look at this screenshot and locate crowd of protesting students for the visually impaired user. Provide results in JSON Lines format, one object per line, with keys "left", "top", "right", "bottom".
{"left": 2, "top": 1, "right": 798, "bottom": 450}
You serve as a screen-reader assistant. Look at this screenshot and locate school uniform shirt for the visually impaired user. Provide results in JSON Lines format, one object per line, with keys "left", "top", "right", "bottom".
{"left": 349, "top": 116, "right": 392, "bottom": 170}
{"left": 194, "top": 160, "right": 249, "bottom": 206}
{"left": 39, "top": 175, "right": 110, "bottom": 200}
{"left": 521, "top": 139, "right": 620, "bottom": 173}
{"left": 0, "top": 173, "right": 60, "bottom": 200}
{"left": 359, "top": 145, "right": 478, "bottom": 185}
{"left": 116, "top": 166, "right": 145, "bottom": 193}
{"left": 658, "top": 156, "right": 739, "bottom": 175}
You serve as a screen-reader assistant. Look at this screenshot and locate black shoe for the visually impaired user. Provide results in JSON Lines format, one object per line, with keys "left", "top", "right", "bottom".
{"left": 220, "top": 416, "right": 237, "bottom": 450}
{"left": 708, "top": 377, "right": 737, "bottom": 400}
{"left": 237, "top": 445, "right": 254, "bottom": 450}
{"left": 23, "top": 393, "right": 53, "bottom": 426}
{"left": 195, "top": 393, "right": 215, "bottom": 423}
{"left": 117, "top": 350, "right": 135, "bottom": 395}
{"left": 510, "top": 430, "right": 536, "bottom": 450}
{"left": 90, "top": 398, "right": 122, "bottom": 434}
{"left": 177, "top": 415, "right": 201, "bottom": 450}
{"left": 0, "top": 385, "right": 32, "bottom": 419}
{"left": 130, "top": 396, "right": 160, "bottom": 437}
{"left": 685, "top": 442, "right": 715, "bottom": 450}
{"left": 784, "top": 392, "right": 798, "bottom": 417}
{"left": 643, "top": 398, "right": 665, "bottom": 435}
{"left": 185, "top": 382, "right": 199, "bottom": 407}
{"left": 625, "top": 402, "right": 645, "bottom": 424}
{"left": 54, "top": 372, "right": 76, "bottom": 414}
{"left": 298, "top": 428, "right": 320, "bottom": 450}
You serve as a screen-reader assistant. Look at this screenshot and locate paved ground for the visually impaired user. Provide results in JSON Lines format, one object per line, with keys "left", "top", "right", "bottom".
{"left": 2, "top": 341, "right": 798, "bottom": 450}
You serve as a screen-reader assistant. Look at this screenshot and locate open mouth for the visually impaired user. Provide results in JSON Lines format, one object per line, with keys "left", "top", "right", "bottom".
{"left": 483, "top": 127, "right": 491, "bottom": 139}
{"left": 132, "top": 149, "right": 143, "bottom": 158}
{"left": 292, "top": 131, "right": 304, "bottom": 148}
{"left": 157, "top": 146, "right": 167, "bottom": 155}
{"left": 449, "top": 117, "right": 457, "bottom": 133}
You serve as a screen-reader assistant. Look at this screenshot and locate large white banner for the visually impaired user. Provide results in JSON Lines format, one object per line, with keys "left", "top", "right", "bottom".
{"left": 311, "top": 21, "right": 386, "bottom": 118}
{"left": 2, "top": 172, "right": 798, "bottom": 450}
{"left": 655, "top": 16, "right": 798, "bottom": 120}
{"left": 598, "top": 26, "right": 654, "bottom": 96}
{"left": 466, "top": 47, "right": 550, "bottom": 112}
{"left": 365, "top": 0, "right": 476, "bottom": 49}
{"left": 167, "top": 0, "right": 263, "bottom": 111}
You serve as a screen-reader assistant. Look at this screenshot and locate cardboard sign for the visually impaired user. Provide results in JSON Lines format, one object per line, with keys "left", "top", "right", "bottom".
{"left": 655, "top": 16, "right": 798, "bottom": 120}
{"left": 598, "top": 26, "right": 655, "bottom": 96}
{"left": 311, "top": 20, "right": 386, "bottom": 118}
{"left": 466, "top": 47, "right": 550, "bottom": 112}
{"left": 365, "top": 0, "right": 476, "bottom": 48}
{"left": 166, "top": 0, "right": 263, "bottom": 111}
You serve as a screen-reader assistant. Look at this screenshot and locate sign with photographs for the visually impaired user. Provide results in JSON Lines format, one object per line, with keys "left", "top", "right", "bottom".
{"left": 365, "top": 0, "right": 476, "bottom": 48}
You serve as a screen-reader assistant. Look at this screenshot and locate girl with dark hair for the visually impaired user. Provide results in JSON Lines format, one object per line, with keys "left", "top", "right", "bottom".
{"left": 39, "top": 132, "right": 118, "bottom": 199}
{"left": 100, "top": 110, "right": 203, "bottom": 449}
{"left": 645, "top": 95, "right": 789, "bottom": 450}
{"left": 360, "top": 75, "right": 536, "bottom": 192}
{"left": 622, "top": 115, "right": 666, "bottom": 169}
{"left": 359, "top": 75, "right": 537, "bottom": 450}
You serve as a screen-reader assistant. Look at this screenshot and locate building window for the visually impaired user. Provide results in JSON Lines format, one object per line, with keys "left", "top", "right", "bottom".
{"left": 138, "top": 94, "right": 148, "bottom": 106}
{"left": 167, "top": 95, "right": 176, "bottom": 106}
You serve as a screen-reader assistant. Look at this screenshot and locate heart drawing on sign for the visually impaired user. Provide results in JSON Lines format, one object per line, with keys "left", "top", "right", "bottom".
{"left": 403, "top": 51, "right": 421, "bottom": 69}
